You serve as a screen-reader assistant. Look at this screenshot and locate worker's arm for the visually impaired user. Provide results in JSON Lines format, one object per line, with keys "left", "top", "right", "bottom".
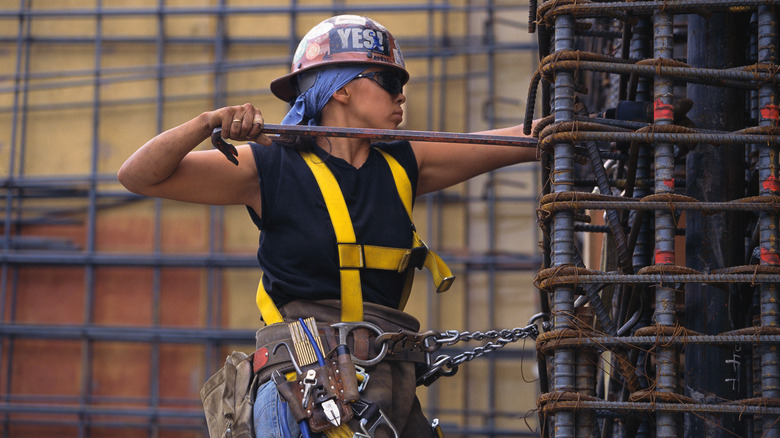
{"left": 117, "top": 103, "right": 271, "bottom": 215}
{"left": 411, "top": 123, "right": 538, "bottom": 196}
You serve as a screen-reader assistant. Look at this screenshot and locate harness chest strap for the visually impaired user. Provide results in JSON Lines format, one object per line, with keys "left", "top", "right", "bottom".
{"left": 256, "top": 148, "right": 454, "bottom": 325}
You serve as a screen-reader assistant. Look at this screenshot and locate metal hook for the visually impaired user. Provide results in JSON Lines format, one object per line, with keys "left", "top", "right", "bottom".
{"left": 272, "top": 341, "right": 303, "bottom": 375}
{"left": 359, "top": 407, "right": 399, "bottom": 438}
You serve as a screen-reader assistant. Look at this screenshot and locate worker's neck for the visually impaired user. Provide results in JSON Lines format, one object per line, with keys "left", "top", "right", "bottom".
{"left": 315, "top": 135, "right": 371, "bottom": 169}
{"left": 316, "top": 109, "right": 372, "bottom": 168}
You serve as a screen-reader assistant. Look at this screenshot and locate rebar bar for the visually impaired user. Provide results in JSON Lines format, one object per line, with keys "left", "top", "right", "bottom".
{"left": 550, "top": 9, "right": 579, "bottom": 437}
{"left": 260, "top": 123, "right": 538, "bottom": 147}
{"left": 757, "top": 5, "right": 780, "bottom": 436}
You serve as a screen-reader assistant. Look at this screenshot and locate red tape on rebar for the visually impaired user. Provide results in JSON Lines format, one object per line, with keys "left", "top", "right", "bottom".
{"left": 663, "top": 178, "right": 675, "bottom": 189}
{"left": 760, "top": 247, "right": 780, "bottom": 266}
{"left": 760, "top": 104, "right": 780, "bottom": 121}
{"left": 763, "top": 175, "right": 780, "bottom": 192}
{"left": 654, "top": 250, "right": 675, "bottom": 265}
{"left": 654, "top": 99, "right": 674, "bottom": 122}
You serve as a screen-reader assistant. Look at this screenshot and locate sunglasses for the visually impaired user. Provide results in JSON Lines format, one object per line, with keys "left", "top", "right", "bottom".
{"left": 353, "top": 71, "right": 404, "bottom": 95}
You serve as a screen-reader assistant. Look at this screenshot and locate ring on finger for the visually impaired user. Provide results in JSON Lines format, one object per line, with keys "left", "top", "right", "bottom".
{"left": 232, "top": 119, "right": 242, "bottom": 123}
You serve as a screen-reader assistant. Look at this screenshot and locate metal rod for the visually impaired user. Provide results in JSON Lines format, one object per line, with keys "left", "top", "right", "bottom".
{"left": 259, "top": 124, "right": 537, "bottom": 147}
{"left": 541, "top": 399, "right": 780, "bottom": 416}
{"left": 538, "top": 334, "right": 780, "bottom": 348}
{"left": 0, "top": 3, "right": 532, "bottom": 18}
{"left": 537, "top": 0, "right": 777, "bottom": 18}
{"left": 539, "top": 272, "right": 780, "bottom": 285}
{"left": 550, "top": 8, "right": 578, "bottom": 437}
{"left": 652, "top": 11, "right": 681, "bottom": 436}
{"left": 757, "top": 5, "right": 780, "bottom": 436}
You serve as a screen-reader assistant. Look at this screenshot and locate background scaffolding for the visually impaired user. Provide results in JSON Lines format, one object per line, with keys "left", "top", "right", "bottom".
{"left": 0, "top": 1, "right": 541, "bottom": 437}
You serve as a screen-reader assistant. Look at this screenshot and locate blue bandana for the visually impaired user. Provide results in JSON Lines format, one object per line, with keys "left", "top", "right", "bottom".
{"left": 281, "top": 65, "right": 367, "bottom": 126}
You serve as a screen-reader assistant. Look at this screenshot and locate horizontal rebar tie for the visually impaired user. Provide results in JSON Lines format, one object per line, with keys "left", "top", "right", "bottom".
{"left": 535, "top": 263, "right": 780, "bottom": 290}
{"left": 536, "top": 192, "right": 780, "bottom": 217}
{"left": 537, "top": 0, "right": 779, "bottom": 21}
{"left": 536, "top": 330, "right": 780, "bottom": 353}
{"left": 537, "top": 124, "right": 780, "bottom": 152}
{"left": 537, "top": 391, "right": 780, "bottom": 416}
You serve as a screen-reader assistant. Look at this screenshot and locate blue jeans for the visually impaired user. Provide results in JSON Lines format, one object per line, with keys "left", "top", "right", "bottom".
{"left": 254, "top": 380, "right": 324, "bottom": 438}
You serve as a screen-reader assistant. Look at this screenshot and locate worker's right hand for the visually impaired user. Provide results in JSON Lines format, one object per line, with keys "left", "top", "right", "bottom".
{"left": 207, "top": 103, "right": 272, "bottom": 146}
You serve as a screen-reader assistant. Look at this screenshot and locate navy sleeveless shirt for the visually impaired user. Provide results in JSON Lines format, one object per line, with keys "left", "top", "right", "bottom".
{"left": 247, "top": 140, "right": 418, "bottom": 309}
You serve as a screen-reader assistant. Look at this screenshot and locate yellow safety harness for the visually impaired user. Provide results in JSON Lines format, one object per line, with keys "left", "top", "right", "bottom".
{"left": 255, "top": 148, "right": 455, "bottom": 324}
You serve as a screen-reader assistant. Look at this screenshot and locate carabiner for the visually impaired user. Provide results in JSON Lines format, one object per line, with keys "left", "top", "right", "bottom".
{"left": 359, "top": 407, "right": 399, "bottom": 438}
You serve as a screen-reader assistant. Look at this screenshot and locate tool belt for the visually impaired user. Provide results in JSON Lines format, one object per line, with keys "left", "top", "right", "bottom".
{"left": 253, "top": 300, "right": 427, "bottom": 384}
{"left": 253, "top": 299, "right": 431, "bottom": 437}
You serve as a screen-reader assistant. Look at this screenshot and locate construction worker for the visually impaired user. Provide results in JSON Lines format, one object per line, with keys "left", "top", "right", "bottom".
{"left": 118, "top": 14, "right": 536, "bottom": 438}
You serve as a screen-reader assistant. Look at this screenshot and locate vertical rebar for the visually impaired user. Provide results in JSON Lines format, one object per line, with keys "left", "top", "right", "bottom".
{"left": 631, "top": 18, "right": 653, "bottom": 103}
{"left": 149, "top": 2, "right": 166, "bottom": 436}
{"left": 757, "top": 6, "right": 780, "bottom": 437}
{"left": 485, "top": 3, "right": 499, "bottom": 436}
{"left": 629, "top": 16, "right": 654, "bottom": 271}
{"left": 748, "top": 16, "right": 762, "bottom": 436}
{"left": 652, "top": 10, "right": 681, "bottom": 437}
{"left": 551, "top": 9, "right": 577, "bottom": 438}
{"left": 1, "top": 1, "right": 30, "bottom": 435}
{"left": 575, "top": 307, "right": 597, "bottom": 437}
{"left": 628, "top": 25, "right": 655, "bottom": 437}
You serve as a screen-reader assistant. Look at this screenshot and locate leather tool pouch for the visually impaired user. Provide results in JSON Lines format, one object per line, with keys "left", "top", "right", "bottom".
{"left": 272, "top": 343, "right": 359, "bottom": 432}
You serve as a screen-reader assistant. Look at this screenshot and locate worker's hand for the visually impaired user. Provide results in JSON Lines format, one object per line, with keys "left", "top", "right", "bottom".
{"left": 208, "top": 103, "right": 272, "bottom": 146}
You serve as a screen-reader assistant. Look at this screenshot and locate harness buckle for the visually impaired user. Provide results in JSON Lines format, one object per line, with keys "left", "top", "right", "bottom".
{"left": 436, "top": 275, "right": 455, "bottom": 293}
{"left": 398, "top": 245, "right": 428, "bottom": 272}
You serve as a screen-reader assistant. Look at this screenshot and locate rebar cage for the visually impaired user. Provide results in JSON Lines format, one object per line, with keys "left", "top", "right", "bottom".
{"left": 531, "top": 1, "right": 780, "bottom": 437}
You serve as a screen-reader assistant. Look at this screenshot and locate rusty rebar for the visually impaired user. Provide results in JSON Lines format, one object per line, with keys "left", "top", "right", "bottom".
{"left": 260, "top": 124, "right": 538, "bottom": 147}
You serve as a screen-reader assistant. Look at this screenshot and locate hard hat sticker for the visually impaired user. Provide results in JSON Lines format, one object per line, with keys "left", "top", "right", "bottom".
{"left": 333, "top": 15, "right": 366, "bottom": 26}
{"left": 305, "top": 43, "right": 320, "bottom": 60}
{"left": 330, "top": 27, "right": 390, "bottom": 57}
{"left": 293, "top": 22, "right": 333, "bottom": 64}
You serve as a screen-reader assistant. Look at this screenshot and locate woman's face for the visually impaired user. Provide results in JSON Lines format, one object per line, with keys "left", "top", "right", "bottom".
{"left": 342, "top": 66, "right": 406, "bottom": 130}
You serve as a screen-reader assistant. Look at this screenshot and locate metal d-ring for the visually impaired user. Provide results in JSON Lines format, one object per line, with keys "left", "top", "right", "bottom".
{"left": 331, "top": 321, "right": 389, "bottom": 367}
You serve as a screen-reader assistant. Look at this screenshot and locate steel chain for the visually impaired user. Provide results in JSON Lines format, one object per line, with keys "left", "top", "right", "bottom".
{"left": 415, "top": 324, "right": 540, "bottom": 386}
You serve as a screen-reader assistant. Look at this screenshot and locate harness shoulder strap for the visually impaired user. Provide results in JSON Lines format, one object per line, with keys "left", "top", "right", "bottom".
{"left": 375, "top": 149, "right": 455, "bottom": 308}
{"left": 299, "top": 151, "right": 364, "bottom": 322}
{"left": 375, "top": 148, "right": 412, "bottom": 218}
{"left": 256, "top": 273, "right": 284, "bottom": 325}
{"left": 255, "top": 151, "right": 363, "bottom": 323}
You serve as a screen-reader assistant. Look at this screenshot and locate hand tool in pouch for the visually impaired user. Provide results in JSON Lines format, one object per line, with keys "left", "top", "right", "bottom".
{"left": 271, "top": 317, "right": 359, "bottom": 433}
